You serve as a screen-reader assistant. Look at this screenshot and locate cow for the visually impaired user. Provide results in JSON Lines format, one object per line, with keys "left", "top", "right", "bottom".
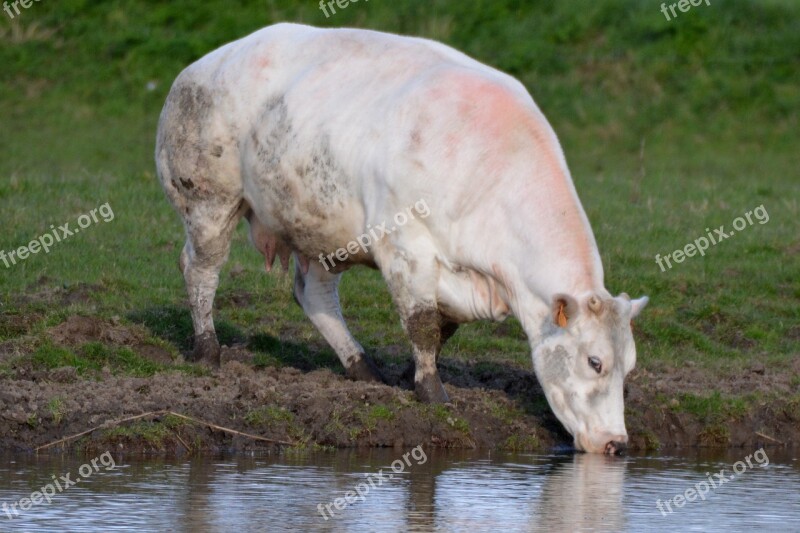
{"left": 156, "top": 23, "right": 648, "bottom": 454}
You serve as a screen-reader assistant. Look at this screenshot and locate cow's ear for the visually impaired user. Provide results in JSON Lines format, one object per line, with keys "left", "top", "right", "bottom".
{"left": 552, "top": 294, "right": 579, "bottom": 328}
{"left": 630, "top": 296, "right": 649, "bottom": 319}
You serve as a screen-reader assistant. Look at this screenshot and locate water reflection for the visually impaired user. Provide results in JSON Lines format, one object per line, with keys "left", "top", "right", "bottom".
{"left": 533, "top": 454, "right": 627, "bottom": 531}
{"left": 0, "top": 449, "right": 798, "bottom": 532}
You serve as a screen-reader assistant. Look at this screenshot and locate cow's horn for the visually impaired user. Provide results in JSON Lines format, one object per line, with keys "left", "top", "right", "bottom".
{"left": 588, "top": 294, "right": 603, "bottom": 314}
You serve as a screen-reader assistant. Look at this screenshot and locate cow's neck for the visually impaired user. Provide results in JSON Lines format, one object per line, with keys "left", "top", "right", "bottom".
{"left": 487, "top": 171, "right": 605, "bottom": 342}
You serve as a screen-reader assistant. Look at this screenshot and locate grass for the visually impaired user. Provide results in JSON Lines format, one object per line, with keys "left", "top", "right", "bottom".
{"left": 103, "top": 420, "right": 174, "bottom": 448}
{"left": 352, "top": 404, "right": 397, "bottom": 437}
{"left": 99, "top": 414, "right": 190, "bottom": 450}
{"left": 671, "top": 391, "right": 750, "bottom": 422}
{"left": 357, "top": 404, "right": 396, "bottom": 426}
{"left": 244, "top": 405, "right": 313, "bottom": 445}
{"left": 22, "top": 339, "right": 205, "bottom": 377}
{"left": 47, "top": 397, "right": 66, "bottom": 424}
{"left": 0, "top": 0, "right": 797, "bottom": 386}
{"left": 698, "top": 424, "right": 731, "bottom": 447}
{"left": 636, "top": 429, "right": 661, "bottom": 452}
{"left": 426, "top": 404, "right": 471, "bottom": 435}
{"left": 502, "top": 434, "right": 541, "bottom": 452}
{"left": 244, "top": 405, "right": 295, "bottom": 428}
{"left": 668, "top": 391, "right": 751, "bottom": 447}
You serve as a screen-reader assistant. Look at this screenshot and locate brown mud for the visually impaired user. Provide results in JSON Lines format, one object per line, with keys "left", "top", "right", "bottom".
{"left": 1, "top": 288, "right": 798, "bottom": 456}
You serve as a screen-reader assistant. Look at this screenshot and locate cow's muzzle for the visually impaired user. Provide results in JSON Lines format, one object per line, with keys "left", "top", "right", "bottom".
{"left": 604, "top": 439, "right": 628, "bottom": 455}
{"left": 576, "top": 432, "right": 628, "bottom": 454}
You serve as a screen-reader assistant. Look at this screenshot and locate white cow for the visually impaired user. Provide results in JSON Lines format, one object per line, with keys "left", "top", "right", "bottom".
{"left": 156, "top": 23, "right": 648, "bottom": 454}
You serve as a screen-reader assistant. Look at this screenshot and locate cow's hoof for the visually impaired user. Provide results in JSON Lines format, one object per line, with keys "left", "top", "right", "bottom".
{"left": 414, "top": 375, "right": 450, "bottom": 403}
{"left": 346, "top": 355, "right": 385, "bottom": 383}
{"left": 191, "top": 332, "right": 221, "bottom": 368}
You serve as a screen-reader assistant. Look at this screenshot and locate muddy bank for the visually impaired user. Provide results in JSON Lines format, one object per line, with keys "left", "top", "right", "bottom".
{"left": 1, "top": 313, "right": 799, "bottom": 455}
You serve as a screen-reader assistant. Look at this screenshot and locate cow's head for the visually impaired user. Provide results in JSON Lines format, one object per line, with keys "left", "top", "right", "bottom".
{"left": 532, "top": 292, "right": 648, "bottom": 454}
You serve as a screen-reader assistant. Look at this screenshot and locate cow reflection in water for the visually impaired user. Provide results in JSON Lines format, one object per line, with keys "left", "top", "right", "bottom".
{"left": 173, "top": 452, "right": 625, "bottom": 530}
{"left": 392, "top": 450, "right": 627, "bottom": 531}
{"left": 532, "top": 454, "right": 626, "bottom": 531}
{"left": 404, "top": 453, "right": 627, "bottom": 531}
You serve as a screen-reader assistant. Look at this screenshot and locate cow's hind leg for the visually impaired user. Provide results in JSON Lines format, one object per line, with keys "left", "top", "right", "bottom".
{"left": 293, "top": 260, "right": 384, "bottom": 382}
{"left": 178, "top": 201, "right": 244, "bottom": 367}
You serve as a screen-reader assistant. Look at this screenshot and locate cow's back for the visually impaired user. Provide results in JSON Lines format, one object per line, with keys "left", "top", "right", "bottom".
{"left": 158, "top": 23, "right": 582, "bottom": 281}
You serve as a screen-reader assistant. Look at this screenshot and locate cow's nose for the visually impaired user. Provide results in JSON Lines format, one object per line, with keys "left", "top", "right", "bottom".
{"left": 604, "top": 436, "right": 628, "bottom": 455}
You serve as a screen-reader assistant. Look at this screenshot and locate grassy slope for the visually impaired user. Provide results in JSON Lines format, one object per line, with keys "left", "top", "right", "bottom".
{"left": 0, "top": 0, "right": 798, "bottom": 387}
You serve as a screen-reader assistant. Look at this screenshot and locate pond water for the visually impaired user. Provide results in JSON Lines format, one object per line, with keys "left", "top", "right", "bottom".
{"left": 0, "top": 448, "right": 798, "bottom": 532}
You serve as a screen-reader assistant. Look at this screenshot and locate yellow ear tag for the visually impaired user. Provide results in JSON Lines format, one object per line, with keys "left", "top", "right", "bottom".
{"left": 557, "top": 303, "right": 568, "bottom": 328}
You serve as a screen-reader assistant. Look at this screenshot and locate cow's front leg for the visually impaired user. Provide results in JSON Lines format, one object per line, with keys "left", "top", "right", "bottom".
{"left": 380, "top": 250, "right": 449, "bottom": 403}
{"left": 405, "top": 307, "right": 450, "bottom": 403}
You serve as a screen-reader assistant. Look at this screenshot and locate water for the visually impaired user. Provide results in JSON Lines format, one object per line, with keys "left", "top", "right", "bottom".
{"left": 1, "top": 448, "right": 798, "bottom": 532}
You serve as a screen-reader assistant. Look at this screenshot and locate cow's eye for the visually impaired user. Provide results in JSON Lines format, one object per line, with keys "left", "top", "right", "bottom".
{"left": 588, "top": 356, "right": 602, "bottom": 374}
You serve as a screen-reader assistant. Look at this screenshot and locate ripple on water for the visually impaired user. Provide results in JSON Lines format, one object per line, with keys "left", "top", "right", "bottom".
{"left": 0, "top": 450, "right": 797, "bottom": 532}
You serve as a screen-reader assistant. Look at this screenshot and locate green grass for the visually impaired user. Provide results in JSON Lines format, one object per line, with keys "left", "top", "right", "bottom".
{"left": 659, "top": 390, "right": 752, "bottom": 447}
{"left": 502, "top": 434, "right": 540, "bottom": 452}
{"left": 100, "top": 414, "right": 190, "bottom": 449}
{"left": 244, "top": 405, "right": 295, "bottom": 428}
{"left": 244, "top": 405, "right": 312, "bottom": 444}
{"left": 672, "top": 391, "right": 750, "bottom": 422}
{"left": 355, "top": 404, "right": 396, "bottom": 433}
{"left": 0, "top": 0, "right": 797, "bottom": 383}
{"left": 24, "top": 339, "right": 205, "bottom": 377}
{"left": 103, "top": 420, "right": 174, "bottom": 448}
{"left": 698, "top": 424, "right": 732, "bottom": 447}
{"left": 47, "top": 397, "right": 66, "bottom": 424}
{"left": 487, "top": 398, "right": 526, "bottom": 425}
{"left": 426, "top": 404, "right": 471, "bottom": 434}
